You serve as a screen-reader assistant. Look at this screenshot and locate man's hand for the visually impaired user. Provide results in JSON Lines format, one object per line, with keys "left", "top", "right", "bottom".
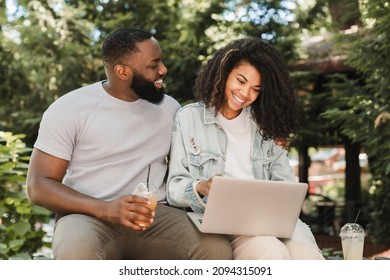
{"left": 100, "top": 195, "right": 155, "bottom": 231}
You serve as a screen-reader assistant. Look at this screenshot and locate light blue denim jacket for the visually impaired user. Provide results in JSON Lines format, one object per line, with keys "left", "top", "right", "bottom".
{"left": 167, "top": 102, "right": 295, "bottom": 213}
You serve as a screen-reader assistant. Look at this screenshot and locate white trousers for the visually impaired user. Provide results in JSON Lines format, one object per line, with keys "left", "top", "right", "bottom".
{"left": 229, "top": 219, "right": 325, "bottom": 260}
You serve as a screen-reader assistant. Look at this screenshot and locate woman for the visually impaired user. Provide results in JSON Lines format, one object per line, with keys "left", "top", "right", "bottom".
{"left": 167, "top": 37, "right": 324, "bottom": 260}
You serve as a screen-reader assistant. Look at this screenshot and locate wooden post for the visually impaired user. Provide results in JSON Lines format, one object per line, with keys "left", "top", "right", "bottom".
{"left": 343, "top": 137, "right": 361, "bottom": 223}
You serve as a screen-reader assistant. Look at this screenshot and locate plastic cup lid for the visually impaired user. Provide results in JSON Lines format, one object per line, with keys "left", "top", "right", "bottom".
{"left": 339, "top": 223, "right": 365, "bottom": 237}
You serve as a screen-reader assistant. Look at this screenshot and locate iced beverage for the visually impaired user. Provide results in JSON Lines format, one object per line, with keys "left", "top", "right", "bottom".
{"left": 132, "top": 182, "right": 159, "bottom": 227}
{"left": 339, "top": 223, "right": 365, "bottom": 260}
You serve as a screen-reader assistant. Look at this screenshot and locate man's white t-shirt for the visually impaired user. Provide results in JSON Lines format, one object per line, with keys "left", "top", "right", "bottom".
{"left": 34, "top": 81, "right": 181, "bottom": 201}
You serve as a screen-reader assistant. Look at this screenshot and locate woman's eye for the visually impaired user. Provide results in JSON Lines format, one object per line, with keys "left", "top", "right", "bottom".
{"left": 253, "top": 86, "right": 262, "bottom": 93}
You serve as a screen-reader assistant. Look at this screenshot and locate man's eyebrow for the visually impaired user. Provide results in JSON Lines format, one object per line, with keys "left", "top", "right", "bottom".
{"left": 150, "top": 57, "right": 161, "bottom": 64}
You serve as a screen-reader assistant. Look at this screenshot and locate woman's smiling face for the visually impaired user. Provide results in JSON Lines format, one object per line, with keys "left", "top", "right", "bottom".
{"left": 220, "top": 61, "right": 262, "bottom": 119}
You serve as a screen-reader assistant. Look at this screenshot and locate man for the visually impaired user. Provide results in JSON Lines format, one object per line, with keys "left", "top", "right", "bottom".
{"left": 26, "top": 28, "right": 232, "bottom": 260}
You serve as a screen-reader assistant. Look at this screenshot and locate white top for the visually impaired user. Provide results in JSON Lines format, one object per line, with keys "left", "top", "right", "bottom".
{"left": 216, "top": 108, "right": 255, "bottom": 179}
{"left": 34, "top": 81, "right": 181, "bottom": 201}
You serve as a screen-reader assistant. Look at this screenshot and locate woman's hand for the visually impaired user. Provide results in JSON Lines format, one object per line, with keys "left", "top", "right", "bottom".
{"left": 196, "top": 174, "right": 222, "bottom": 197}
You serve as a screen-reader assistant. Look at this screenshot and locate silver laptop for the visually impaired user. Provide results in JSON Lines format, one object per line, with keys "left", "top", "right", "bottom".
{"left": 187, "top": 176, "right": 308, "bottom": 238}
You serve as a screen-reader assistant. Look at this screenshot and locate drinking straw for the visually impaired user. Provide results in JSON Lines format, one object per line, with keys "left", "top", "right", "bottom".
{"left": 353, "top": 209, "right": 362, "bottom": 240}
{"left": 354, "top": 209, "right": 361, "bottom": 224}
{"left": 147, "top": 164, "right": 151, "bottom": 191}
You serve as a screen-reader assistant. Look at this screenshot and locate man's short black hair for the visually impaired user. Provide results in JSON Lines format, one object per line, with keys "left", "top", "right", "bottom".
{"left": 101, "top": 28, "right": 153, "bottom": 69}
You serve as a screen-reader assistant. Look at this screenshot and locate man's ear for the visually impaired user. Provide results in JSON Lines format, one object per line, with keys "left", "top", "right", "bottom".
{"left": 114, "top": 64, "right": 132, "bottom": 81}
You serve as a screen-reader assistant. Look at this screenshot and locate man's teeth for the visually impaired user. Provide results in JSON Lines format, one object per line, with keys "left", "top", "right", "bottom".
{"left": 155, "top": 79, "right": 163, "bottom": 84}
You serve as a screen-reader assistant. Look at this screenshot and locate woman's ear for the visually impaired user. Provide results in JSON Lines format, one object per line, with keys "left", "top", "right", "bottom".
{"left": 114, "top": 64, "right": 132, "bottom": 81}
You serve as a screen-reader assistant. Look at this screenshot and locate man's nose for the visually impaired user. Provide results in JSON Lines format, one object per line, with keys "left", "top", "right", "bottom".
{"left": 159, "top": 63, "right": 168, "bottom": 75}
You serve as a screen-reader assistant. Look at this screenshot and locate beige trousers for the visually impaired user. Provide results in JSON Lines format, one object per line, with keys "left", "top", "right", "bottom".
{"left": 52, "top": 204, "right": 232, "bottom": 260}
{"left": 229, "top": 219, "right": 325, "bottom": 260}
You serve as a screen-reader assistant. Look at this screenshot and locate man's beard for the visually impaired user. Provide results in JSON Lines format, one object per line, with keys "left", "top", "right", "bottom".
{"left": 130, "top": 72, "right": 165, "bottom": 104}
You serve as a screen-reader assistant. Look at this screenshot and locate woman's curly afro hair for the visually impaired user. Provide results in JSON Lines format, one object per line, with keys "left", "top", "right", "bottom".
{"left": 193, "top": 37, "right": 299, "bottom": 143}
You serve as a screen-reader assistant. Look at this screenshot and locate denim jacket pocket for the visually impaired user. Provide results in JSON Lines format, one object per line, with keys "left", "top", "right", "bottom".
{"left": 261, "top": 155, "right": 273, "bottom": 180}
{"left": 189, "top": 152, "right": 220, "bottom": 179}
{"left": 252, "top": 151, "right": 272, "bottom": 180}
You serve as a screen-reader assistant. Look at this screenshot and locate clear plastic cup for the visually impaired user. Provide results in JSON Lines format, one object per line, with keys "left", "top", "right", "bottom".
{"left": 339, "top": 223, "right": 365, "bottom": 260}
{"left": 131, "top": 183, "right": 159, "bottom": 227}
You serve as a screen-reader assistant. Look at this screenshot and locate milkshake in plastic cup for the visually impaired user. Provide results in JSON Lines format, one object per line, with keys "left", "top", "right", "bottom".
{"left": 132, "top": 182, "right": 159, "bottom": 227}
{"left": 339, "top": 223, "right": 365, "bottom": 260}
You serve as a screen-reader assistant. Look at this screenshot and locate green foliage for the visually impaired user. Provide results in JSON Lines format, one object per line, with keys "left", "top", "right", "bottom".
{"left": 322, "top": 247, "right": 343, "bottom": 260}
{"left": 0, "top": 131, "right": 51, "bottom": 260}
{"left": 367, "top": 178, "right": 390, "bottom": 245}
{"left": 289, "top": 0, "right": 389, "bottom": 245}
{"left": 320, "top": 0, "right": 390, "bottom": 245}
{"left": 0, "top": 0, "right": 100, "bottom": 145}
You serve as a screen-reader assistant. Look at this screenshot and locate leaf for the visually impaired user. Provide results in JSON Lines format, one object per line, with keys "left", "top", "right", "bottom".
{"left": 0, "top": 243, "right": 7, "bottom": 255}
{"left": 0, "top": 162, "right": 15, "bottom": 171}
{"left": 0, "top": 205, "right": 7, "bottom": 216}
{"left": 16, "top": 204, "right": 31, "bottom": 215}
{"left": 9, "top": 239, "right": 25, "bottom": 250}
{"left": 31, "top": 205, "right": 52, "bottom": 216}
{"left": 14, "top": 222, "right": 31, "bottom": 237}
{"left": 8, "top": 252, "right": 31, "bottom": 260}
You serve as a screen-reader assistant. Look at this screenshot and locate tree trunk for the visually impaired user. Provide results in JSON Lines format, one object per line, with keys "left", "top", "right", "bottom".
{"left": 298, "top": 145, "right": 311, "bottom": 185}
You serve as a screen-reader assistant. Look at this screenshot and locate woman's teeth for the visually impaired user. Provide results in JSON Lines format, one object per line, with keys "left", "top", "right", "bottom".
{"left": 233, "top": 94, "right": 244, "bottom": 103}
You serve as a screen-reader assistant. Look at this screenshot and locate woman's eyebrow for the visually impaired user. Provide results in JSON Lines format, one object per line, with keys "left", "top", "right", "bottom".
{"left": 236, "top": 73, "right": 248, "bottom": 81}
{"left": 237, "top": 73, "right": 261, "bottom": 87}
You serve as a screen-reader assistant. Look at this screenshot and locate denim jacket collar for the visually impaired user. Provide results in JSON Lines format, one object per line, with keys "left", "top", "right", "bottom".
{"left": 203, "top": 106, "right": 218, "bottom": 125}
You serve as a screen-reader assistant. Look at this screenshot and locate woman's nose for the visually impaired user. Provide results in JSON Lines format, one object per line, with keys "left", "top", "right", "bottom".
{"left": 241, "top": 87, "right": 251, "bottom": 97}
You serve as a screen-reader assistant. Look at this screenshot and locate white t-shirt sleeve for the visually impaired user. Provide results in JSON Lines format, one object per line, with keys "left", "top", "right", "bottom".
{"left": 34, "top": 97, "right": 78, "bottom": 161}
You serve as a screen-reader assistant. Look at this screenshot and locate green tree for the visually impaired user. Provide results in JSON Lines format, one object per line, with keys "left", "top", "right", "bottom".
{"left": 321, "top": 0, "right": 390, "bottom": 245}
{"left": 294, "top": 0, "right": 390, "bottom": 244}
{"left": 1, "top": 0, "right": 100, "bottom": 145}
{"left": 66, "top": 0, "right": 298, "bottom": 103}
{"left": 1, "top": 0, "right": 300, "bottom": 146}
